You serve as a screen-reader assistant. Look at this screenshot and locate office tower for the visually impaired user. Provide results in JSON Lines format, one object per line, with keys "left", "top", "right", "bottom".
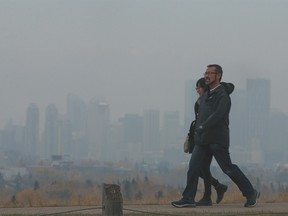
{"left": 184, "top": 80, "right": 197, "bottom": 132}
{"left": 66, "top": 93, "right": 88, "bottom": 159}
{"left": 229, "top": 89, "right": 250, "bottom": 163}
{"left": 268, "top": 110, "right": 288, "bottom": 164}
{"left": 246, "top": 79, "right": 270, "bottom": 139}
{"left": 66, "top": 93, "right": 87, "bottom": 133}
{"left": 58, "top": 118, "right": 73, "bottom": 157}
{"left": 143, "top": 109, "right": 160, "bottom": 154}
{"left": 246, "top": 78, "right": 270, "bottom": 164}
{"left": 44, "top": 104, "right": 59, "bottom": 159}
{"left": 162, "top": 111, "right": 182, "bottom": 149}
{"left": 106, "top": 123, "right": 124, "bottom": 162}
{"left": 86, "top": 99, "right": 110, "bottom": 161}
{"left": 230, "top": 89, "right": 247, "bottom": 144}
{"left": 0, "top": 121, "right": 25, "bottom": 159}
{"left": 119, "top": 114, "right": 143, "bottom": 160}
{"left": 25, "top": 103, "right": 40, "bottom": 159}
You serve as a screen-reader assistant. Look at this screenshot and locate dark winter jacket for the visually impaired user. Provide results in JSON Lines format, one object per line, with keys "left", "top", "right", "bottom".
{"left": 194, "top": 82, "right": 234, "bottom": 147}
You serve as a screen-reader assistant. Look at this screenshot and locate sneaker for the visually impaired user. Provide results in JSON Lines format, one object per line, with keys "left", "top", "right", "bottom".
{"left": 215, "top": 183, "right": 228, "bottom": 204}
{"left": 196, "top": 197, "right": 212, "bottom": 206}
{"left": 244, "top": 190, "right": 260, "bottom": 207}
{"left": 171, "top": 198, "right": 196, "bottom": 208}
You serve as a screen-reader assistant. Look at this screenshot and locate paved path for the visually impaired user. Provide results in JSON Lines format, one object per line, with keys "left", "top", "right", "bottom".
{"left": 1, "top": 202, "right": 287, "bottom": 215}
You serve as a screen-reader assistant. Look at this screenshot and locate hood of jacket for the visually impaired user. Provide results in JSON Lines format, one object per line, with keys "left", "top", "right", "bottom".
{"left": 220, "top": 82, "right": 234, "bottom": 95}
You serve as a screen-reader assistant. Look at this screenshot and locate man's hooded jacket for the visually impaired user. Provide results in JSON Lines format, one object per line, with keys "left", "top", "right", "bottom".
{"left": 194, "top": 82, "right": 234, "bottom": 147}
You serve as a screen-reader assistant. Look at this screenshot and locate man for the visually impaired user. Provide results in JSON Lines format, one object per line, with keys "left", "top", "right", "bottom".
{"left": 172, "top": 64, "right": 259, "bottom": 208}
{"left": 184, "top": 77, "right": 228, "bottom": 206}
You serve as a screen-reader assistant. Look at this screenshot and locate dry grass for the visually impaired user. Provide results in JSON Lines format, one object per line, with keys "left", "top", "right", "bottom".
{"left": 2, "top": 183, "right": 287, "bottom": 208}
{"left": 1, "top": 166, "right": 287, "bottom": 208}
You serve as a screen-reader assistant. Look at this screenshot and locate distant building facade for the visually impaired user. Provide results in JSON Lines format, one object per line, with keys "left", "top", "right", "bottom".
{"left": 86, "top": 99, "right": 110, "bottom": 161}
{"left": 143, "top": 109, "right": 161, "bottom": 160}
{"left": 66, "top": 93, "right": 87, "bottom": 133}
{"left": 119, "top": 114, "right": 143, "bottom": 161}
{"left": 161, "top": 111, "right": 182, "bottom": 149}
{"left": 44, "top": 104, "right": 59, "bottom": 159}
{"left": 25, "top": 103, "right": 40, "bottom": 159}
{"left": 230, "top": 79, "right": 271, "bottom": 165}
{"left": 184, "top": 80, "right": 197, "bottom": 132}
{"left": 66, "top": 93, "right": 87, "bottom": 159}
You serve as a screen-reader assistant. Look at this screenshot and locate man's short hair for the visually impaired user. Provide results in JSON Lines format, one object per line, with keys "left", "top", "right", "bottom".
{"left": 207, "top": 64, "right": 223, "bottom": 74}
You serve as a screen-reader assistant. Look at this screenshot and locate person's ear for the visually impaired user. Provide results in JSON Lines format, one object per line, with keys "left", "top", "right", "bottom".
{"left": 217, "top": 73, "right": 222, "bottom": 81}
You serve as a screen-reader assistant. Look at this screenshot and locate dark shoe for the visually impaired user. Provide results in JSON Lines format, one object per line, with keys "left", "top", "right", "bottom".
{"left": 171, "top": 198, "right": 196, "bottom": 208}
{"left": 244, "top": 190, "right": 260, "bottom": 207}
{"left": 215, "top": 183, "right": 228, "bottom": 204}
{"left": 196, "top": 197, "right": 212, "bottom": 206}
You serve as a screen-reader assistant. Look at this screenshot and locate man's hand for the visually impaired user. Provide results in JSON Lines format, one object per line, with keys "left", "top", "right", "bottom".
{"left": 195, "top": 125, "right": 204, "bottom": 135}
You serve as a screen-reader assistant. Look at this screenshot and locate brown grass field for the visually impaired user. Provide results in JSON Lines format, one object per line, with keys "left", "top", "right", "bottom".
{"left": 1, "top": 165, "right": 287, "bottom": 215}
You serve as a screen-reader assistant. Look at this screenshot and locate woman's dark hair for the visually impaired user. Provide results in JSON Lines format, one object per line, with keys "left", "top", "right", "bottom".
{"left": 196, "top": 77, "right": 206, "bottom": 89}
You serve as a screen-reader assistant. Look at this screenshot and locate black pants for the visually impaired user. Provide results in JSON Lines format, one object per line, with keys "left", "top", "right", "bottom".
{"left": 198, "top": 155, "right": 220, "bottom": 198}
{"left": 182, "top": 144, "right": 255, "bottom": 202}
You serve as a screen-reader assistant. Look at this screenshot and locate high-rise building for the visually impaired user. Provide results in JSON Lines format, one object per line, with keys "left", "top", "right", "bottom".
{"left": 229, "top": 89, "right": 249, "bottom": 164}
{"left": 230, "top": 89, "right": 248, "bottom": 146}
{"left": 143, "top": 109, "right": 160, "bottom": 154}
{"left": 246, "top": 79, "right": 270, "bottom": 164}
{"left": 58, "top": 118, "right": 73, "bottom": 157}
{"left": 86, "top": 99, "right": 110, "bottom": 161}
{"left": 66, "top": 94, "right": 88, "bottom": 159}
{"left": 184, "top": 80, "right": 197, "bottom": 132}
{"left": 161, "top": 111, "right": 182, "bottom": 149}
{"left": 66, "top": 93, "right": 87, "bottom": 133}
{"left": 25, "top": 103, "right": 40, "bottom": 159}
{"left": 0, "top": 121, "right": 25, "bottom": 164}
{"left": 1, "top": 121, "right": 25, "bottom": 152}
{"left": 268, "top": 110, "right": 288, "bottom": 164}
{"left": 119, "top": 114, "right": 143, "bottom": 160}
{"left": 246, "top": 79, "right": 271, "bottom": 140}
{"left": 44, "top": 104, "right": 59, "bottom": 159}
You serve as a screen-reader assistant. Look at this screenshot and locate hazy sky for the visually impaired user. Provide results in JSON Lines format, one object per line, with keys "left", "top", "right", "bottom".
{"left": 0, "top": 0, "right": 287, "bottom": 127}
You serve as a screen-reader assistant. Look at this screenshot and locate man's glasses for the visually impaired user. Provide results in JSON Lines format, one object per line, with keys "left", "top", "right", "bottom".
{"left": 204, "top": 71, "right": 217, "bottom": 76}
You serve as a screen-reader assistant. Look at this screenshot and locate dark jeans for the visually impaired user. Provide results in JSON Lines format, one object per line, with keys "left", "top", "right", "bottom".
{"left": 182, "top": 144, "right": 255, "bottom": 202}
{"left": 198, "top": 151, "right": 215, "bottom": 198}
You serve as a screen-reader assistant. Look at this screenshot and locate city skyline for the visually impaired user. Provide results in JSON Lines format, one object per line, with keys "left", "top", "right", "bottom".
{"left": 1, "top": 77, "right": 287, "bottom": 166}
{"left": 0, "top": 76, "right": 283, "bottom": 130}
{"left": 1, "top": 0, "right": 288, "bottom": 128}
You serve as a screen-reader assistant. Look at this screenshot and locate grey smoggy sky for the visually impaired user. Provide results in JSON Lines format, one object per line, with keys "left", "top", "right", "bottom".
{"left": 0, "top": 0, "right": 287, "bottom": 127}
